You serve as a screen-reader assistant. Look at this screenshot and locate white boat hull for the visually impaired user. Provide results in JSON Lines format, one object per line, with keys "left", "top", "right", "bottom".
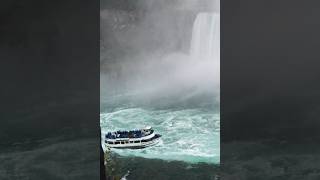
{"left": 104, "top": 127, "right": 161, "bottom": 149}
{"left": 105, "top": 137, "right": 160, "bottom": 149}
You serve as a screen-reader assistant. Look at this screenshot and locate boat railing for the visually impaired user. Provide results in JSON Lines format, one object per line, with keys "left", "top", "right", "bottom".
{"left": 106, "top": 129, "right": 153, "bottom": 139}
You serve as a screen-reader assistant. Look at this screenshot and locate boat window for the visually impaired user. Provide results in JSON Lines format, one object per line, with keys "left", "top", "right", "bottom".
{"left": 134, "top": 140, "right": 140, "bottom": 143}
{"left": 115, "top": 142, "right": 120, "bottom": 144}
{"left": 130, "top": 141, "right": 133, "bottom": 143}
{"left": 141, "top": 139, "right": 148, "bottom": 142}
{"left": 108, "top": 141, "right": 113, "bottom": 144}
{"left": 121, "top": 141, "right": 124, "bottom": 144}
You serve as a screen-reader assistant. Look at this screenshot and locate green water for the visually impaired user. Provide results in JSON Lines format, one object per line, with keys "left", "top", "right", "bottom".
{"left": 100, "top": 94, "right": 220, "bottom": 164}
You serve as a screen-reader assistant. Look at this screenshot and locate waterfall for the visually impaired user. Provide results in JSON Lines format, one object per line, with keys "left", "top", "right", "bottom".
{"left": 190, "top": 13, "right": 220, "bottom": 62}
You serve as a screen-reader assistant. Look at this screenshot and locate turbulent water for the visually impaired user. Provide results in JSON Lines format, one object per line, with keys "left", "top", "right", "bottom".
{"left": 100, "top": 101, "right": 220, "bottom": 164}
{"left": 101, "top": 12, "right": 220, "bottom": 165}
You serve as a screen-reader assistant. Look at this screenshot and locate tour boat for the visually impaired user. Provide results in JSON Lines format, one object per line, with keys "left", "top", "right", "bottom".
{"left": 104, "top": 126, "right": 161, "bottom": 149}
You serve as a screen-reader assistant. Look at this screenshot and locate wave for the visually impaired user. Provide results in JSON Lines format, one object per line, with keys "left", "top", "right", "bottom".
{"left": 100, "top": 107, "right": 220, "bottom": 164}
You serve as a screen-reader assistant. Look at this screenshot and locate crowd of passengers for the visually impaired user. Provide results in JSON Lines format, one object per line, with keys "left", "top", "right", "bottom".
{"left": 106, "top": 130, "right": 143, "bottom": 139}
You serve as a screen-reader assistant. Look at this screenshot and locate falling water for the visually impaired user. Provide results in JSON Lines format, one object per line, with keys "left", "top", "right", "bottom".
{"left": 190, "top": 13, "right": 220, "bottom": 62}
{"left": 101, "top": 12, "right": 220, "bottom": 164}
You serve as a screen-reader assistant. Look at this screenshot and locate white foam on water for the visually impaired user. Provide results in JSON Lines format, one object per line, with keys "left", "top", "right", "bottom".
{"left": 100, "top": 12, "right": 220, "bottom": 164}
{"left": 100, "top": 108, "right": 220, "bottom": 164}
{"left": 120, "top": 171, "right": 130, "bottom": 180}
